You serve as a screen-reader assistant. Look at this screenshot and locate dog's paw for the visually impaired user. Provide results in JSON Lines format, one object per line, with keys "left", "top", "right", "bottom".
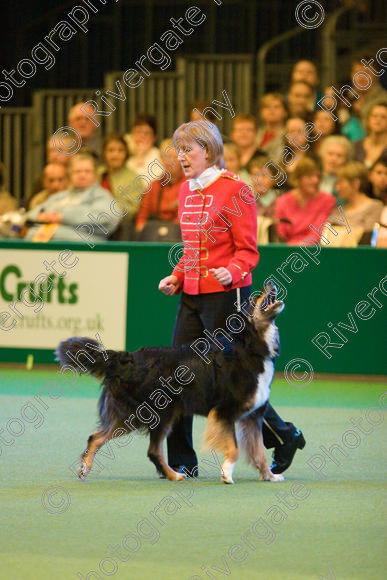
{"left": 221, "top": 475, "right": 235, "bottom": 484}
{"left": 259, "top": 472, "right": 284, "bottom": 482}
{"left": 167, "top": 471, "right": 186, "bottom": 482}
{"left": 77, "top": 463, "right": 89, "bottom": 480}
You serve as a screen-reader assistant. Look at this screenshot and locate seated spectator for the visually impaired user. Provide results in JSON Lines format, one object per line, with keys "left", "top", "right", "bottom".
{"left": 280, "top": 117, "right": 320, "bottom": 187}
{"left": 330, "top": 162, "right": 383, "bottom": 233}
{"left": 231, "top": 114, "right": 262, "bottom": 170}
{"left": 28, "top": 164, "right": 69, "bottom": 209}
{"left": 0, "top": 162, "right": 17, "bottom": 216}
{"left": 321, "top": 85, "right": 365, "bottom": 143}
{"left": 353, "top": 102, "right": 387, "bottom": 169}
{"left": 319, "top": 135, "right": 353, "bottom": 198}
{"left": 256, "top": 93, "right": 287, "bottom": 161}
{"left": 286, "top": 81, "right": 314, "bottom": 119}
{"left": 47, "top": 134, "right": 72, "bottom": 166}
{"left": 248, "top": 154, "right": 279, "bottom": 219}
{"left": 135, "top": 139, "right": 184, "bottom": 241}
{"left": 98, "top": 133, "right": 139, "bottom": 239}
{"left": 68, "top": 102, "right": 102, "bottom": 159}
{"left": 322, "top": 81, "right": 368, "bottom": 144}
{"left": 368, "top": 158, "right": 387, "bottom": 204}
{"left": 99, "top": 133, "right": 138, "bottom": 196}
{"left": 312, "top": 109, "right": 340, "bottom": 153}
{"left": 351, "top": 54, "right": 387, "bottom": 129}
{"left": 275, "top": 157, "right": 336, "bottom": 244}
{"left": 125, "top": 114, "right": 160, "bottom": 177}
{"left": 223, "top": 142, "right": 252, "bottom": 186}
{"left": 24, "top": 153, "right": 115, "bottom": 242}
{"left": 290, "top": 60, "right": 322, "bottom": 109}
{"left": 28, "top": 134, "right": 72, "bottom": 202}
{"left": 188, "top": 100, "right": 219, "bottom": 123}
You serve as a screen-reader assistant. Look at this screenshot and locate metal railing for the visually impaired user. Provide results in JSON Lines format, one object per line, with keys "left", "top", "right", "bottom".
{"left": 256, "top": 26, "right": 306, "bottom": 103}
{"left": 104, "top": 69, "right": 186, "bottom": 139}
{"left": 0, "top": 108, "right": 33, "bottom": 202}
{"left": 256, "top": 0, "right": 377, "bottom": 103}
{"left": 178, "top": 54, "right": 253, "bottom": 136}
{"left": 321, "top": 0, "right": 364, "bottom": 88}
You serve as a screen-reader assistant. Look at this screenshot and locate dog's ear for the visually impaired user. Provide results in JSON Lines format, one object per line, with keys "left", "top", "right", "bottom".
{"left": 249, "top": 289, "right": 268, "bottom": 311}
{"left": 253, "top": 281, "right": 278, "bottom": 313}
{"left": 249, "top": 291, "right": 261, "bottom": 304}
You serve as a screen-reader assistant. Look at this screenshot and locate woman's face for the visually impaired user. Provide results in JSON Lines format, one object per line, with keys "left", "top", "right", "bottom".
{"left": 231, "top": 121, "right": 256, "bottom": 149}
{"left": 132, "top": 123, "right": 156, "bottom": 150}
{"left": 322, "top": 143, "right": 347, "bottom": 174}
{"left": 177, "top": 140, "right": 210, "bottom": 179}
{"left": 104, "top": 140, "right": 127, "bottom": 171}
{"left": 287, "top": 83, "right": 313, "bottom": 115}
{"left": 224, "top": 148, "right": 240, "bottom": 173}
{"left": 292, "top": 61, "right": 319, "bottom": 88}
{"left": 249, "top": 164, "right": 273, "bottom": 194}
{"left": 70, "top": 160, "right": 96, "bottom": 189}
{"left": 369, "top": 163, "right": 387, "bottom": 192}
{"left": 314, "top": 111, "right": 335, "bottom": 138}
{"left": 336, "top": 178, "right": 356, "bottom": 200}
{"left": 367, "top": 106, "right": 387, "bottom": 134}
{"left": 261, "top": 99, "right": 287, "bottom": 125}
{"left": 298, "top": 171, "right": 320, "bottom": 197}
{"left": 285, "top": 118, "right": 308, "bottom": 149}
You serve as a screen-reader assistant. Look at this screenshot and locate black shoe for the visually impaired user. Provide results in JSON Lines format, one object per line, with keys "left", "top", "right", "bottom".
{"left": 271, "top": 429, "right": 306, "bottom": 474}
{"left": 159, "top": 465, "right": 199, "bottom": 479}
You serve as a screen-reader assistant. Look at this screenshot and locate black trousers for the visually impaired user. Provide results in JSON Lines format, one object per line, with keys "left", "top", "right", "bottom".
{"left": 166, "top": 286, "right": 296, "bottom": 467}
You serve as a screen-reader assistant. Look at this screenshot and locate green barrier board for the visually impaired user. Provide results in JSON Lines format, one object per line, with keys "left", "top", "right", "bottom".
{"left": 0, "top": 240, "right": 386, "bottom": 375}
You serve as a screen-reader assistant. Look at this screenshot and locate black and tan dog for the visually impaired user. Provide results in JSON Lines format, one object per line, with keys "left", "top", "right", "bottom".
{"left": 56, "top": 281, "right": 285, "bottom": 484}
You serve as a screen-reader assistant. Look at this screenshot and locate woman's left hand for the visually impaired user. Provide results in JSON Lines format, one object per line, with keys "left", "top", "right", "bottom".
{"left": 209, "top": 267, "right": 232, "bottom": 286}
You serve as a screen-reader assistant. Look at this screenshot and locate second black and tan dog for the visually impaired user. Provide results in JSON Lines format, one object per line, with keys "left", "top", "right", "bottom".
{"left": 56, "top": 281, "right": 285, "bottom": 484}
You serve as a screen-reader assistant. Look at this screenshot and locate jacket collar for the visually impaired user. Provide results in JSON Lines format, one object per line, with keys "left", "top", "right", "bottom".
{"left": 188, "top": 166, "right": 224, "bottom": 191}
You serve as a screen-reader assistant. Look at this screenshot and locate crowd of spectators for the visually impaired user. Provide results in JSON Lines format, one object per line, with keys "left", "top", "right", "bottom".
{"left": 0, "top": 54, "right": 386, "bottom": 246}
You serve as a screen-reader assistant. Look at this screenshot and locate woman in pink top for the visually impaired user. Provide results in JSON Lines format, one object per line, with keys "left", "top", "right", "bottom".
{"left": 275, "top": 157, "right": 336, "bottom": 244}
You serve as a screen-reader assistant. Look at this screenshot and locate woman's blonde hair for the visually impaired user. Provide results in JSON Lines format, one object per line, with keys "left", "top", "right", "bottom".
{"left": 336, "top": 161, "right": 369, "bottom": 191}
{"left": 172, "top": 121, "right": 224, "bottom": 167}
{"left": 290, "top": 157, "right": 321, "bottom": 187}
{"left": 319, "top": 135, "right": 353, "bottom": 160}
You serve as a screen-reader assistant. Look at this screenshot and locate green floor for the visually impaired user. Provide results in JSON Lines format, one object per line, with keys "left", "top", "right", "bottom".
{"left": 0, "top": 368, "right": 386, "bottom": 580}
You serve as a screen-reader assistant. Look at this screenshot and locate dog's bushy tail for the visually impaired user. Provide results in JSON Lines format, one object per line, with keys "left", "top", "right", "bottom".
{"left": 55, "top": 336, "right": 114, "bottom": 380}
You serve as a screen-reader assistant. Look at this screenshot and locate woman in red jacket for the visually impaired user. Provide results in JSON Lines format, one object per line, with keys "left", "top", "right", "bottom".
{"left": 159, "top": 120, "right": 305, "bottom": 478}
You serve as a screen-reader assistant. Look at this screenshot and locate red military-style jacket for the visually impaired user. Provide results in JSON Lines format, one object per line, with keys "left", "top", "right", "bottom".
{"left": 172, "top": 171, "right": 259, "bottom": 295}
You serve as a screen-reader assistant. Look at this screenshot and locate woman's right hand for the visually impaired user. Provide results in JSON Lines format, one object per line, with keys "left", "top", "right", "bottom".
{"left": 158, "top": 275, "right": 179, "bottom": 295}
